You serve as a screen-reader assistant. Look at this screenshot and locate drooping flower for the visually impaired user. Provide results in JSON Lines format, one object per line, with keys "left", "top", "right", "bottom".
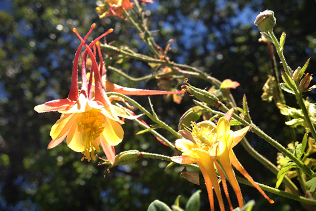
{"left": 96, "top": 0, "right": 153, "bottom": 19}
{"left": 35, "top": 24, "right": 182, "bottom": 163}
{"left": 172, "top": 109, "right": 274, "bottom": 211}
{"left": 35, "top": 25, "right": 125, "bottom": 163}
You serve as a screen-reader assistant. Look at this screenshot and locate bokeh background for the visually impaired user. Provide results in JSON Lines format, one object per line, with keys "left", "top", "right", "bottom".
{"left": 0, "top": 0, "right": 316, "bottom": 210}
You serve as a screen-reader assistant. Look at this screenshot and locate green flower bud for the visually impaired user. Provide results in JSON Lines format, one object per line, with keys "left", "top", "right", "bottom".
{"left": 254, "top": 10, "right": 276, "bottom": 32}
{"left": 113, "top": 150, "right": 142, "bottom": 166}
{"left": 183, "top": 84, "right": 219, "bottom": 107}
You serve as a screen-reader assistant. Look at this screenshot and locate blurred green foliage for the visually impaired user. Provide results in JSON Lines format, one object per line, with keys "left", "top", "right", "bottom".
{"left": 0, "top": 0, "right": 315, "bottom": 210}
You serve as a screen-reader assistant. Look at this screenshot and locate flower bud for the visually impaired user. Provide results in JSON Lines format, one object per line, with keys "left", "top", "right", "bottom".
{"left": 254, "top": 10, "right": 276, "bottom": 32}
{"left": 293, "top": 67, "right": 301, "bottom": 82}
{"left": 183, "top": 84, "right": 219, "bottom": 107}
{"left": 112, "top": 150, "right": 142, "bottom": 167}
{"left": 299, "top": 73, "right": 313, "bottom": 92}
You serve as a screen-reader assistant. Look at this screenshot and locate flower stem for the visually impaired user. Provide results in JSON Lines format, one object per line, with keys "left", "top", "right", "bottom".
{"left": 123, "top": 7, "right": 161, "bottom": 56}
{"left": 107, "top": 92, "right": 182, "bottom": 140}
{"left": 236, "top": 176, "right": 316, "bottom": 205}
{"left": 140, "top": 152, "right": 200, "bottom": 171}
{"left": 133, "top": 116, "right": 178, "bottom": 152}
{"left": 268, "top": 31, "right": 316, "bottom": 141}
{"left": 230, "top": 106, "right": 314, "bottom": 177}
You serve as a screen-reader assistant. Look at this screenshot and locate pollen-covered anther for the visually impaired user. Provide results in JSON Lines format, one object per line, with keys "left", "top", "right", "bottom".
{"left": 77, "top": 111, "right": 105, "bottom": 161}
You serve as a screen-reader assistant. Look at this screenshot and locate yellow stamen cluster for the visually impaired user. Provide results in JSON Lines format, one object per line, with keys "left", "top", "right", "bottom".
{"left": 77, "top": 111, "right": 105, "bottom": 161}
{"left": 191, "top": 123, "right": 218, "bottom": 153}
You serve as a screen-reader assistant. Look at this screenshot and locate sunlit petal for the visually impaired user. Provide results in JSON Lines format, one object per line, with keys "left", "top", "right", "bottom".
{"left": 175, "top": 139, "right": 195, "bottom": 151}
{"left": 47, "top": 131, "right": 69, "bottom": 149}
{"left": 66, "top": 124, "right": 84, "bottom": 152}
{"left": 197, "top": 151, "right": 225, "bottom": 211}
{"left": 216, "top": 117, "right": 230, "bottom": 137}
{"left": 215, "top": 162, "right": 233, "bottom": 211}
{"left": 105, "top": 81, "right": 183, "bottom": 96}
{"left": 50, "top": 114, "right": 76, "bottom": 140}
{"left": 231, "top": 126, "right": 250, "bottom": 148}
{"left": 34, "top": 99, "right": 75, "bottom": 113}
{"left": 100, "top": 140, "right": 115, "bottom": 164}
{"left": 198, "top": 163, "right": 215, "bottom": 211}
{"left": 100, "top": 118, "right": 124, "bottom": 146}
{"left": 230, "top": 150, "right": 274, "bottom": 204}
{"left": 218, "top": 153, "right": 243, "bottom": 209}
{"left": 171, "top": 155, "right": 198, "bottom": 164}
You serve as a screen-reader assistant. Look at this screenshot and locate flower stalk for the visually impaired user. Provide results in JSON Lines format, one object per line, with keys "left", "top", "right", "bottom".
{"left": 268, "top": 30, "right": 316, "bottom": 141}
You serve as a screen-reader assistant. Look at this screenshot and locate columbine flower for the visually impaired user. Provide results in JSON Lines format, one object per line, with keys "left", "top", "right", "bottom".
{"left": 34, "top": 25, "right": 124, "bottom": 163}
{"left": 96, "top": 0, "right": 153, "bottom": 19}
{"left": 172, "top": 109, "right": 274, "bottom": 211}
{"left": 35, "top": 24, "right": 182, "bottom": 163}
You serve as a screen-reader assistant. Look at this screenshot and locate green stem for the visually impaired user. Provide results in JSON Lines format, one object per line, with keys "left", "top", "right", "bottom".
{"left": 140, "top": 152, "right": 200, "bottom": 171}
{"left": 231, "top": 107, "right": 314, "bottom": 177}
{"left": 107, "top": 66, "right": 185, "bottom": 82}
{"left": 123, "top": 7, "right": 160, "bottom": 56}
{"left": 106, "top": 92, "right": 181, "bottom": 140}
{"left": 236, "top": 176, "right": 316, "bottom": 205}
{"left": 268, "top": 31, "right": 316, "bottom": 141}
{"left": 133, "top": 116, "right": 178, "bottom": 152}
{"left": 197, "top": 98, "right": 314, "bottom": 177}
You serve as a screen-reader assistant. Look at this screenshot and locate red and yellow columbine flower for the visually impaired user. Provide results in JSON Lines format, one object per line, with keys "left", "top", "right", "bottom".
{"left": 34, "top": 25, "right": 125, "bottom": 163}
{"left": 96, "top": 0, "right": 153, "bottom": 19}
{"left": 35, "top": 24, "right": 182, "bottom": 163}
{"left": 172, "top": 110, "right": 274, "bottom": 211}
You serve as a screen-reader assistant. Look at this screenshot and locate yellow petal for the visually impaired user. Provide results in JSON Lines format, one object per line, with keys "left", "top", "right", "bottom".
{"left": 215, "top": 162, "right": 233, "bottom": 211}
{"left": 217, "top": 152, "right": 243, "bottom": 208}
{"left": 216, "top": 117, "right": 230, "bottom": 138}
{"left": 66, "top": 124, "right": 84, "bottom": 152}
{"left": 100, "top": 117, "right": 124, "bottom": 146}
{"left": 230, "top": 150, "right": 274, "bottom": 204}
{"left": 198, "top": 163, "right": 215, "bottom": 211}
{"left": 197, "top": 151, "right": 225, "bottom": 211}
{"left": 231, "top": 125, "right": 250, "bottom": 148}
{"left": 171, "top": 155, "right": 198, "bottom": 164}
{"left": 175, "top": 139, "right": 196, "bottom": 152}
{"left": 196, "top": 120, "right": 216, "bottom": 132}
{"left": 50, "top": 113, "right": 76, "bottom": 140}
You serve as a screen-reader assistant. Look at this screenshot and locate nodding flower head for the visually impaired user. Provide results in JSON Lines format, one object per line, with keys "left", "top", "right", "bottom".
{"left": 172, "top": 109, "right": 273, "bottom": 211}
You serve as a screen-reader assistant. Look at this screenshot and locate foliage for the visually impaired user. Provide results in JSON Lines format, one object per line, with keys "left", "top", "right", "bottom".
{"left": 1, "top": 0, "right": 316, "bottom": 211}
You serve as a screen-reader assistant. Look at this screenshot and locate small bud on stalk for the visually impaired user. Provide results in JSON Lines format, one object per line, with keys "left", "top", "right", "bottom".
{"left": 254, "top": 10, "right": 276, "bottom": 32}
{"left": 112, "top": 150, "right": 142, "bottom": 167}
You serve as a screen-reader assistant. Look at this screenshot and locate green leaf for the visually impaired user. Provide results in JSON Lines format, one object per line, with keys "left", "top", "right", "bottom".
{"left": 280, "top": 32, "right": 286, "bottom": 51}
{"left": 298, "top": 58, "right": 311, "bottom": 81}
{"left": 148, "top": 200, "right": 172, "bottom": 211}
{"left": 280, "top": 83, "right": 295, "bottom": 95}
{"left": 242, "top": 95, "right": 251, "bottom": 122}
{"left": 233, "top": 200, "right": 255, "bottom": 211}
{"left": 295, "top": 133, "right": 308, "bottom": 159}
{"left": 306, "top": 177, "right": 316, "bottom": 197}
{"left": 276, "top": 162, "right": 296, "bottom": 188}
{"left": 185, "top": 190, "right": 201, "bottom": 211}
{"left": 260, "top": 32, "right": 273, "bottom": 42}
{"left": 178, "top": 106, "right": 204, "bottom": 130}
{"left": 281, "top": 71, "right": 297, "bottom": 92}
{"left": 173, "top": 195, "right": 181, "bottom": 207}
{"left": 171, "top": 206, "right": 184, "bottom": 211}
{"left": 230, "top": 119, "right": 243, "bottom": 126}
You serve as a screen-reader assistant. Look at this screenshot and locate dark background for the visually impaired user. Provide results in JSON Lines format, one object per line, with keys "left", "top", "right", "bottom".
{"left": 0, "top": 0, "right": 316, "bottom": 210}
